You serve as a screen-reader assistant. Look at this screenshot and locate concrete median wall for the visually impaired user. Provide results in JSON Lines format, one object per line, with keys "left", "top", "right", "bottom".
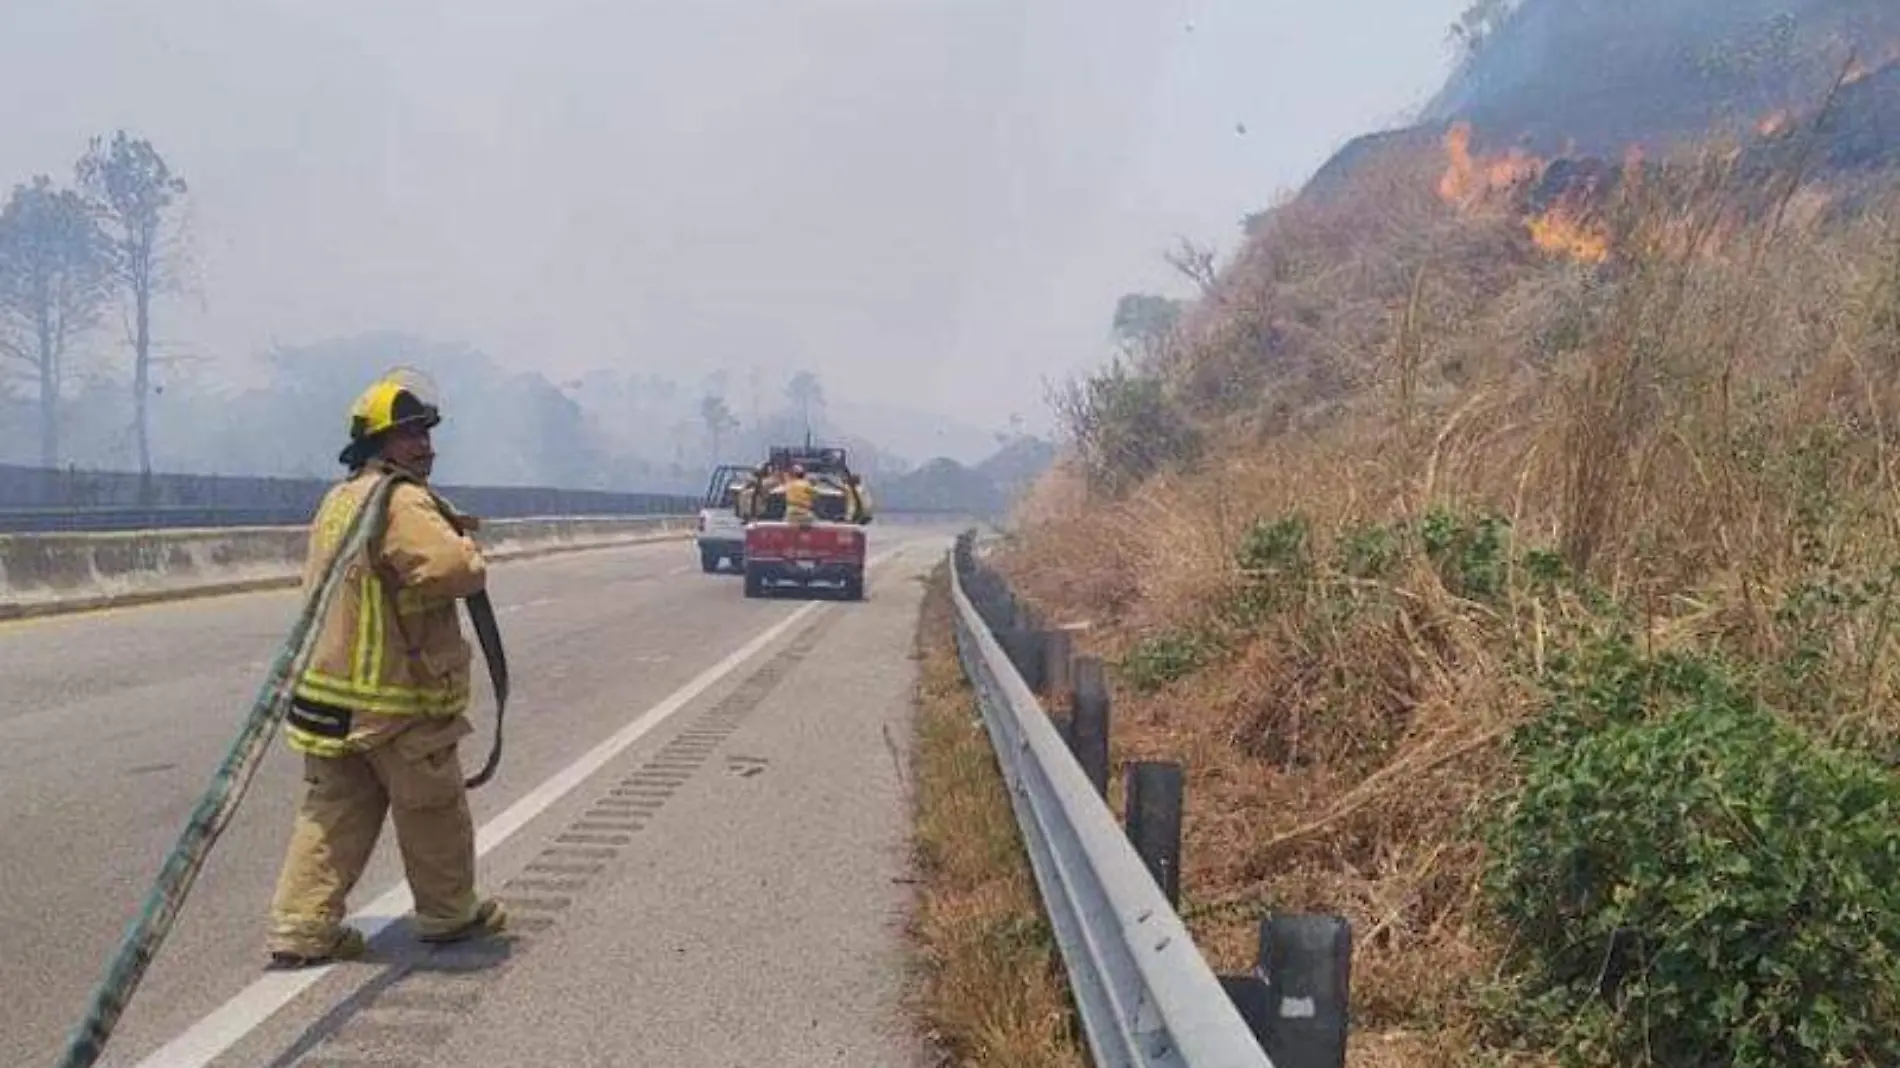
{"left": 0, "top": 514, "right": 693, "bottom": 620}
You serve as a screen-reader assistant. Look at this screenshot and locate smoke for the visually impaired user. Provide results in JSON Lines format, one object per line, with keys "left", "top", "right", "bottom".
{"left": 0, "top": 0, "right": 1487, "bottom": 488}
{"left": 1423, "top": 0, "right": 1900, "bottom": 157}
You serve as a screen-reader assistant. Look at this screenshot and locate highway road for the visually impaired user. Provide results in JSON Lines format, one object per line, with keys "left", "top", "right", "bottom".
{"left": 0, "top": 525, "right": 955, "bottom": 1067}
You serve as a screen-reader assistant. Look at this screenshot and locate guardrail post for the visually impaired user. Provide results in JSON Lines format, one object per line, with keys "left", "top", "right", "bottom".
{"left": 1005, "top": 627, "right": 1047, "bottom": 693}
{"left": 1041, "top": 628, "right": 1073, "bottom": 700}
{"left": 1220, "top": 914, "right": 1352, "bottom": 1068}
{"left": 1124, "top": 761, "right": 1184, "bottom": 908}
{"left": 981, "top": 577, "right": 1012, "bottom": 632}
{"left": 1002, "top": 582, "right": 1039, "bottom": 631}
{"left": 1052, "top": 709, "right": 1078, "bottom": 751}
{"left": 1069, "top": 657, "right": 1111, "bottom": 798}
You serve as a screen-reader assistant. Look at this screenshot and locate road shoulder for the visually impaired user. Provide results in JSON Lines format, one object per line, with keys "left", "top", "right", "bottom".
{"left": 903, "top": 559, "right": 1086, "bottom": 1068}
{"left": 256, "top": 551, "right": 937, "bottom": 1068}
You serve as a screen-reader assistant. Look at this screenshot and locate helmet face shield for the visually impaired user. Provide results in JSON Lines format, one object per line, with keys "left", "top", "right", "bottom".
{"left": 383, "top": 366, "right": 441, "bottom": 412}
{"left": 389, "top": 390, "right": 440, "bottom": 432}
{"left": 382, "top": 365, "right": 442, "bottom": 432}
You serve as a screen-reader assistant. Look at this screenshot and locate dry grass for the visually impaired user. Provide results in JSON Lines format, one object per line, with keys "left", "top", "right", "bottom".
{"left": 993, "top": 125, "right": 1900, "bottom": 1065}
{"left": 905, "top": 561, "right": 1088, "bottom": 1068}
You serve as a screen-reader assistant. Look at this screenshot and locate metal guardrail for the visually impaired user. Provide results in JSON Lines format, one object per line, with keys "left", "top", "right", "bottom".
{"left": 947, "top": 533, "right": 1276, "bottom": 1068}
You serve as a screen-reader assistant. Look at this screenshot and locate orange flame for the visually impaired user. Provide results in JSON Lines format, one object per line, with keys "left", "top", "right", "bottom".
{"left": 1528, "top": 203, "right": 1611, "bottom": 265}
{"left": 1437, "top": 121, "right": 1543, "bottom": 207}
{"left": 1435, "top": 121, "right": 1618, "bottom": 264}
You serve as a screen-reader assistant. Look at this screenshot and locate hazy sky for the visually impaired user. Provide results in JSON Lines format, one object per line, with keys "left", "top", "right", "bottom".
{"left": 0, "top": 0, "right": 1466, "bottom": 436}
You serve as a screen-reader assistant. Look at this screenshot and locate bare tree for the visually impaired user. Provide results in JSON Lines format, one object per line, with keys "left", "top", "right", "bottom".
{"left": 786, "top": 370, "right": 825, "bottom": 437}
{"left": 1163, "top": 236, "right": 1221, "bottom": 297}
{"left": 698, "top": 394, "right": 740, "bottom": 462}
{"left": 77, "top": 131, "right": 188, "bottom": 489}
{"left": 0, "top": 176, "right": 113, "bottom": 467}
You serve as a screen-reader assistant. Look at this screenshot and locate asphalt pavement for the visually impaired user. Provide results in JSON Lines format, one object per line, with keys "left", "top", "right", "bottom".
{"left": 0, "top": 524, "right": 953, "bottom": 1068}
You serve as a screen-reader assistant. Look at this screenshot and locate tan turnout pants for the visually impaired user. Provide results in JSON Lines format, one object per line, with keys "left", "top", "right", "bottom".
{"left": 268, "top": 715, "right": 481, "bottom": 955}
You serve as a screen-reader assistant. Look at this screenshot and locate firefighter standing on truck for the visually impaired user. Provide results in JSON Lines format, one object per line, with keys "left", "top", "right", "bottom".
{"left": 782, "top": 463, "right": 816, "bottom": 524}
{"left": 264, "top": 369, "right": 507, "bottom": 968}
{"left": 843, "top": 473, "right": 873, "bottom": 525}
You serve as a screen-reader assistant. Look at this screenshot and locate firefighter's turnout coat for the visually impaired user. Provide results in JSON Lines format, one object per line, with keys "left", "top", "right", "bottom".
{"left": 287, "top": 461, "right": 488, "bottom": 757}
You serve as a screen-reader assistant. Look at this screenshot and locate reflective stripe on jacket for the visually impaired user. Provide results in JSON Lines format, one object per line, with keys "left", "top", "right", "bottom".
{"left": 288, "top": 463, "right": 488, "bottom": 757}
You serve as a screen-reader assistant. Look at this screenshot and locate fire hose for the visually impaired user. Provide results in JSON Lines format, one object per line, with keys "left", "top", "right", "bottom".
{"left": 53, "top": 471, "right": 510, "bottom": 1067}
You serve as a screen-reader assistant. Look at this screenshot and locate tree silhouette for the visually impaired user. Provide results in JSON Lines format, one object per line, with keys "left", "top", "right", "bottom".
{"left": 786, "top": 370, "right": 825, "bottom": 436}
{"left": 77, "top": 130, "right": 188, "bottom": 491}
{"left": 699, "top": 394, "right": 740, "bottom": 462}
{"left": 0, "top": 176, "right": 113, "bottom": 466}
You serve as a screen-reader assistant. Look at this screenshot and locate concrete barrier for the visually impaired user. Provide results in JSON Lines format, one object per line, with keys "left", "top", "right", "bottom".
{"left": 0, "top": 514, "right": 694, "bottom": 621}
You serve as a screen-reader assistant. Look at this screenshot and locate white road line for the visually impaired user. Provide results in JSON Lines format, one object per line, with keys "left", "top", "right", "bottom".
{"left": 131, "top": 544, "right": 913, "bottom": 1068}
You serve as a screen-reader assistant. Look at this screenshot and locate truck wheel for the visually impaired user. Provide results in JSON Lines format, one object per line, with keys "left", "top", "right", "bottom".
{"left": 842, "top": 573, "right": 864, "bottom": 601}
{"left": 701, "top": 549, "right": 720, "bottom": 573}
{"left": 743, "top": 566, "right": 764, "bottom": 598}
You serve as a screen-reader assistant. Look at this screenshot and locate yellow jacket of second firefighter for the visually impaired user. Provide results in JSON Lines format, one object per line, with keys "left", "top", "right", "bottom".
{"left": 288, "top": 463, "right": 488, "bottom": 756}
{"left": 783, "top": 476, "right": 816, "bottom": 515}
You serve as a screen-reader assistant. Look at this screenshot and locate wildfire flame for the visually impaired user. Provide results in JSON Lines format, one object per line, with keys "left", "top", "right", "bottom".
{"left": 1528, "top": 203, "right": 1611, "bottom": 265}
{"left": 1436, "top": 122, "right": 1542, "bottom": 207}
{"left": 1436, "top": 120, "right": 1616, "bottom": 265}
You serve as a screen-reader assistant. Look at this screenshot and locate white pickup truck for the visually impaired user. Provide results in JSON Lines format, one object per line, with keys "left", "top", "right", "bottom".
{"left": 695, "top": 463, "right": 753, "bottom": 573}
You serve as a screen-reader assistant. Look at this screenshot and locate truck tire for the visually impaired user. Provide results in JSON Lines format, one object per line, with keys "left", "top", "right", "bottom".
{"left": 743, "top": 565, "right": 765, "bottom": 598}
{"left": 701, "top": 549, "right": 720, "bottom": 573}
{"left": 841, "top": 572, "right": 864, "bottom": 602}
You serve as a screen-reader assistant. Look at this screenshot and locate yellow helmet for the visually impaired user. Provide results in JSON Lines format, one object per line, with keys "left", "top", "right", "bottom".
{"left": 340, "top": 367, "right": 441, "bottom": 465}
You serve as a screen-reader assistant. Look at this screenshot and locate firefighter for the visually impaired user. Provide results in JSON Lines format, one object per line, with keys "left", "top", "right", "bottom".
{"left": 843, "top": 473, "right": 874, "bottom": 525}
{"left": 782, "top": 463, "right": 816, "bottom": 524}
{"left": 264, "top": 369, "right": 507, "bottom": 969}
{"left": 733, "top": 465, "right": 763, "bottom": 521}
{"left": 744, "top": 462, "right": 778, "bottom": 521}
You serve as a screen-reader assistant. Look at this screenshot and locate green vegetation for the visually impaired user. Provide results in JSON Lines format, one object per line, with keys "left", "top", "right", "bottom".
{"left": 1487, "top": 636, "right": 1900, "bottom": 1067}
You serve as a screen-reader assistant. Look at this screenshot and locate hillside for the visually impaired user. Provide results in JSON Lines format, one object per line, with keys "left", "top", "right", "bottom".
{"left": 1000, "top": 4, "right": 1900, "bottom": 1066}
{"left": 875, "top": 435, "right": 1055, "bottom": 516}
